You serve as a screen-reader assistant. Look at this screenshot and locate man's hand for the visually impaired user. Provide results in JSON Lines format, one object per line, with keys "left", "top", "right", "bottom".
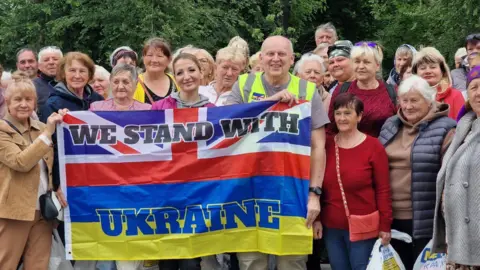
{"left": 306, "top": 194, "right": 320, "bottom": 228}
{"left": 313, "top": 221, "right": 323, "bottom": 239}
{"left": 266, "top": 89, "right": 298, "bottom": 106}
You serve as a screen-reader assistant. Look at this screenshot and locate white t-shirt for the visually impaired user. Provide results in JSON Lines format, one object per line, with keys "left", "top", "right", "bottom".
{"left": 199, "top": 83, "right": 231, "bottom": 107}
{"left": 37, "top": 159, "right": 49, "bottom": 210}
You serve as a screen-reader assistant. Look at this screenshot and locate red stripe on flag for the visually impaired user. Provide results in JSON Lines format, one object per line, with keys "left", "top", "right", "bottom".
{"left": 63, "top": 114, "right": 86, "bottom": 125}
{"left": 66, "top": 152, "right": 310, "bottom": 187}
{"left": 110, "top": 141, "right": 140, "bottom": 155}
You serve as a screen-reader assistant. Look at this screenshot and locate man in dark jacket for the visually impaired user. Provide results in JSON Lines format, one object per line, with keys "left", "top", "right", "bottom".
{"left": 33, "top": 46, "right": 63, "bottom": 119}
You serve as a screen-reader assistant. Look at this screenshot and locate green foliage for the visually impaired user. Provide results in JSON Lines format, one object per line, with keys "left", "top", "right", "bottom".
{"left": 0, "top": 0, "right": 326, "bottom": 70}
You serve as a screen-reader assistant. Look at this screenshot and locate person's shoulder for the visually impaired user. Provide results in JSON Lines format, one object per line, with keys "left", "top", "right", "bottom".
{"left": 133, "top": 100, "right": 152, "bottom": 110}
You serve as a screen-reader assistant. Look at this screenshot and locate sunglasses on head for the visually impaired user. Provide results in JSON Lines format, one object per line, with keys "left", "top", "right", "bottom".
{"left": 327, "top": 45, "right": 350, "bottom": 56}
{"left": 466, "top": 33, "right": 480, "bottom": 42}
{"left": 355, "top": 41, "right": 378, "bottom": 48}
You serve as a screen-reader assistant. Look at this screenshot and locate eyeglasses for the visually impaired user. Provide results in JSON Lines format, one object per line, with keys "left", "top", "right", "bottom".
{"left": 355, "top": 41, "right": 378, "bottom": 48}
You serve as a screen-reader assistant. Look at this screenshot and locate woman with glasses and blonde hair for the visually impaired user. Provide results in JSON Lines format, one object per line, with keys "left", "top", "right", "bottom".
{"left": 412, "top": 47, "right": 464, "bottom": 120}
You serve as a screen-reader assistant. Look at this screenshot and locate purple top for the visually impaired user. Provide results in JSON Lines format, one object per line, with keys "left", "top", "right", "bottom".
{"left": 89, "top": 98, "right": 152, "bottom": 111}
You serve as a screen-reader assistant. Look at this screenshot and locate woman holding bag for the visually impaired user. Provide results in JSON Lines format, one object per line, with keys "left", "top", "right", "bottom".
{"left": 313, "top": 93, "right": 392, "bottom": 270}
{"left": 0, "top": 72, "right": 66, "bottom": 269}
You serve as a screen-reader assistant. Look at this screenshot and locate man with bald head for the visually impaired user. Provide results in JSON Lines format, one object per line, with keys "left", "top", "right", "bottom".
{"left": 227, "top": 36, "right": 329, "bottom": 270}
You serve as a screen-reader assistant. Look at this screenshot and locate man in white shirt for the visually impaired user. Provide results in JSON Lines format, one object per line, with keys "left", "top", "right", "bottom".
{"left": 199, "top": 46, "right": 245, "bottom": 106}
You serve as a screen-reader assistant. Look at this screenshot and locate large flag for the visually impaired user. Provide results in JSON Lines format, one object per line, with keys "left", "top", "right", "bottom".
{"left": 58, "top": 101, "right": 312, "bottom": 260}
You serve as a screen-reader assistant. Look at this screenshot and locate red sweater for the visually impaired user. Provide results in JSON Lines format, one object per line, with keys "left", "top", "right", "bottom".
{"left": 326, "top": 80, "right": 397, "bottom": 138}
{"left": 436, "top": 86, "right": 464, "bottom": 120}
{"left": 320, "top": 135, "right": 392, "bottom": 232}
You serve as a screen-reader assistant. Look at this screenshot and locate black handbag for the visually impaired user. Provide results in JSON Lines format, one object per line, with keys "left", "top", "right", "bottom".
{"left": 4, "top": 119, "right": 60, "bottom": 221}
{"left": 39, "top": 190, "right": 59, "bottom": 221}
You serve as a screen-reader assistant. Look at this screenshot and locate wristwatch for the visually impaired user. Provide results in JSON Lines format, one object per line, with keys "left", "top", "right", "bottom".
{"left": 309, "top": 187, "right": 322, "bottom": 196}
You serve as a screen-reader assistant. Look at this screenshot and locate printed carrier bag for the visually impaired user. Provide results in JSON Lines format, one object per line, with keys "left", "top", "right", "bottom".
{"left": 367, "top": 230, "right": 411, "bottom": 270}
{"left": 116, "top": 260, "right": 159, "bottom": 270}
{"left": 413, "top": 240, "right": 446, "bottom": 270}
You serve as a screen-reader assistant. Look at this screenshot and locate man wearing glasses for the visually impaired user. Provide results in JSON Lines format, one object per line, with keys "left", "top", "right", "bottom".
{"left": 33, "top": 46, "right": 63, "bottom": 120}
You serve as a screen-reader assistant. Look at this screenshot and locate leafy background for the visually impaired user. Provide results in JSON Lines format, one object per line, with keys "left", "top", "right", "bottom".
{"left": 0, "top": 0, "right": 478, "bottom": 73}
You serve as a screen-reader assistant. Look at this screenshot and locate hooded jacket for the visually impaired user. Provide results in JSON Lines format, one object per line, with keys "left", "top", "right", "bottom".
{"left": 40, "top": 82, "right": 104, "bottom": 123}
{"left": 379, "top": 103, "right": 456, "bottom": 239}
{"left": 40, "top": 82, "right": 103, "bottom": 190}
{"left": 151, "top": 92, "right": 214, "bottom": 110}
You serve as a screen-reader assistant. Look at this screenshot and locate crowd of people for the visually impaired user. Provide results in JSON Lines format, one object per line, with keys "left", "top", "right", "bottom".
{"left": 0, "top": 22, "right": 479, "bottom": 270}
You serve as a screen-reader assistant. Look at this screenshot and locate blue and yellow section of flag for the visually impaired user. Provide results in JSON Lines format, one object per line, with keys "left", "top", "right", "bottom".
{"left": 60, "top": 102, "right": 313, "bottom": 260}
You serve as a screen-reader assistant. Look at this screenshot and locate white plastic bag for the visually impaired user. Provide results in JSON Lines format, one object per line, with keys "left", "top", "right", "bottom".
{"left": 413, "top": 240, "right": 446, "bottom": 270}
{"left": 367, "top": 239, "right": 406, "bottom": 270}
{"left": 116, "top": 260, "right": 159, "bottom": 270}
{"left": 73, "top": 261, "right": 97, "bottom": 270}
{"left": 48, "top": 229, "right": 74, "bottom": 270}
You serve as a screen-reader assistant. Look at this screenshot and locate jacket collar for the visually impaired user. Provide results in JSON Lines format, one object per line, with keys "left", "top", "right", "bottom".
{"left": 4, "top": 113, "right": 40, "bottom": 134}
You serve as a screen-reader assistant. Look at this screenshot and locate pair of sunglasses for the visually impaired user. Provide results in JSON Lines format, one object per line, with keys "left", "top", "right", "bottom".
{"left": 354, "top": 41, "right": 378, "bottom": 48}
{"left": 466, "top": 33, "right": 480, "bottom": 42}
{"left": 327, "top": 45, "right": 351, "bottom": 56}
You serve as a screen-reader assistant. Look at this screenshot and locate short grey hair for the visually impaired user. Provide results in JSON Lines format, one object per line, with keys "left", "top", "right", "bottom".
{"left": 398, "top": 75, "right": 436, "bottom": 103}
{"left": 38, "top": 46, "right": 63, "bottom": 62}
{"left": 315, "top": 23, "right": 337, "bottom": 39}
{"left": 95, "top": 65, "right": 111, "bottom": 81}
{"left": 110, "top": 63, "right": 138, "bottom": 85}
{"left": 296, "top": 53, "right": 326, "bottom": 74}
{"left": 16, "top": 48, "right": 37, "bottom": 62}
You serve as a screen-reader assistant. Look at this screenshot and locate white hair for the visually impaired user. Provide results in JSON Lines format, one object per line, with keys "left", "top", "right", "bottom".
{"left": 398, "top": 75, "right": 436, "bottom": 103}
{"left": 351, "top": 44, "right": 382, "bottom": 65}
{"left": 94, "top": 65, "right": 110, "bottom": 81}
{"left": 315, "top": 23, "right": 337, "bottom": 39}
{"left": 38, "top": 46, "right": 63, "bottom": 62}
{"left": 455, "top": 47, "right": 467, "bottom": 59}
{"left": 296, "top": 54, "right": 325, "bottom": 74}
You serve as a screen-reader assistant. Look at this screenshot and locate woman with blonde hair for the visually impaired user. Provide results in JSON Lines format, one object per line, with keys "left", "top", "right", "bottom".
{"left": 228, "top": 35, "right": 250, "bottom": 71}
{"left": 249, "top": 52, "right": 263, "bottom": 73}
{"left": 199, "top": 46, "right": 245, "bottom": 106}
{"left": 0, "top": 72, "right": 66, "bottom": 269}
{"left": 412, "top": 47, "right": 464, "bottom": 119}
{"left": 90, "top": 65, "right": 111, "bottom": 99}
{"left": 327, "top": 43, "right": 397, "bottom": 137}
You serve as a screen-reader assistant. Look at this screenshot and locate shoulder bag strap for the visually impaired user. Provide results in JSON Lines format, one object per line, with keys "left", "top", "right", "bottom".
{"left": 334, "top": 136, "right": 350, "bottom": 217}
{"left": 138, "top": 76, "right": 155, "bottom": 104}
{"left": 4, "top": 119, "right": 32, "bottom": 143}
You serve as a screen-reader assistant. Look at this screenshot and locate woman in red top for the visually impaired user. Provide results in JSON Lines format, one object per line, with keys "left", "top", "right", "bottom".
{"left": 327, "top": 43, "right": 397, "bottom": 137}
{"left": 314, "top": 93, "right": 392, "bottom": 270}
{"left": 413, "top": 47, "right": 464, "bottom": 120}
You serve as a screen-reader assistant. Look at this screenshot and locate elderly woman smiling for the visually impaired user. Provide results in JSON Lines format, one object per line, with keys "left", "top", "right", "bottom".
{"left": 0, "top": 72, "right": 65, "bottom": 269}
{"left": 90, "top": 64, "right": 151, "bottom": 111}
{"left": 296, "top": 53, "right": 331, "bottom": 111}
{"left": 432, "top": 65, "right": 480, "bottom": 269}
{"left": 379, "top": 75, "right": 456, "bottom": 269}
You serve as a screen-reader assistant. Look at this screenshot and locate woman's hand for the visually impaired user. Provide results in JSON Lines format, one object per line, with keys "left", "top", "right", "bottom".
{"left": 55, "top": 187, "right": 68, "bottom": 208}
{"left": 58, "top": 108, "right": 70, "bottom": 116}
{"left": 379, "top": 231, "right": 391, "bottom": 246}
{"left": 313, "top": 221, "right": 323, "bottom": 239}
{"left": 44, "top": 112, "right": 63, "bottom": 137}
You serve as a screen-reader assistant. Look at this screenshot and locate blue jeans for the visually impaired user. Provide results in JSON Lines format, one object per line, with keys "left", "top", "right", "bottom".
{"left": 324, "top": 227, "right": 376, "bottom": 270}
